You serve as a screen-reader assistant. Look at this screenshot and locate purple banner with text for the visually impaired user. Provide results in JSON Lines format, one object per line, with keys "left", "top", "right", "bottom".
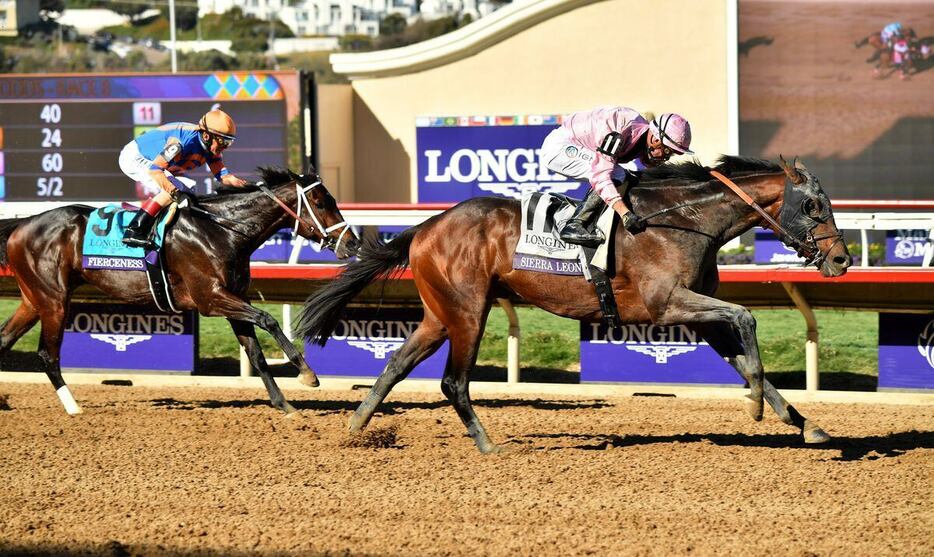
{"left": 305, "top": 306, "right": 449, "bottom": 378}
{"left": 61, "top": 302, "right": 197, "bottom": 374}
{"left": 878, "top": 313, "right": 934, "bottom": 390}
{"left": 884, "top": 230, "right": 930, "bottom": 265}
{"left": 416, "top": 116, "right": 589, "bottom": 203}
{"left": 754, "top": 228, "right": 804, "bottom": 265}
{"left": 580, "top": 322, "right": 742, "bottom": 385}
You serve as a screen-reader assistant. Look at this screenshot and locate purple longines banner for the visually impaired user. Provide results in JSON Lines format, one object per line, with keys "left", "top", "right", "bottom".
{"left": 754, "top": 228, "right": 805, "bottom": 264}
{"left": 416, "top": 115, "right": 589, "bottom": 202}
{"left": 885, "top": 229, "right": 930, "bottom": 265}
{"left": 580, "top": 322, "right": 742, "bottom": 385}
{"left": 305, "top": 306, "right": 449, "bottom": 378}
{"left": 251, "top": 226, "right": 364, "bottom": 263}
{"left": 61, "top": 303, "right": 197, "bottom": 374}
{"left": 878, "top": 313, "right": 934, "bottom": 390}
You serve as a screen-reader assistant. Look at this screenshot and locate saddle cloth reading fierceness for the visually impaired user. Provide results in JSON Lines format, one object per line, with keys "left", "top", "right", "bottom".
{"left": 513, "top": 192, "right": 613, "bottom": 276}
{"left": 81, "top": 205, "right": 170, "bottom": 271}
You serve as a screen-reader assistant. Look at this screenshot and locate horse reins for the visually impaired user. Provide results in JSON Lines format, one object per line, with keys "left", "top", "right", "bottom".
{"left": 256, "top": 181, "right": 352, "bottom": 252}
{"left": 709, "top": 170, "right": 794, "bottom": 241}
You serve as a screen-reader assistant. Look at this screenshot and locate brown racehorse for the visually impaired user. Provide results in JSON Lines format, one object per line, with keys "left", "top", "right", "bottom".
{"left": 0, "top": 167, "right": 359, "bottom": 415}
{"left": 297, "top": 156, "right": 851, "bottom": 454}
{"left": 855, "top": 29, "right": 920, "bottom": 78}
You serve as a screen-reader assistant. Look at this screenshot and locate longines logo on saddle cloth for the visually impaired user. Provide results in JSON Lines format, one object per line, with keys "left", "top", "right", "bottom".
{"left": 513, "top": 191, "right": 614, "bottom": 277}
{"left": 82, "top": 202, "right": 181, "bottom": 313}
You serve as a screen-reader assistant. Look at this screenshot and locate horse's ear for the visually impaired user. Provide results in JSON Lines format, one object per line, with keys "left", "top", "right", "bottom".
{"left": 793, "top": 157, "right": 809, "bottom": 173}
{"left": 778, "top": 154, "right": 805, "bottom": 185}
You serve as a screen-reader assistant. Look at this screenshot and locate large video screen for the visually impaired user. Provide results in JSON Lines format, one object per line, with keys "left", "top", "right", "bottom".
{"left": 0, "top": 72, "right": 298, "bottom": 202}
{"left": 739, "top": 1, "right": 934, "bottom": 199}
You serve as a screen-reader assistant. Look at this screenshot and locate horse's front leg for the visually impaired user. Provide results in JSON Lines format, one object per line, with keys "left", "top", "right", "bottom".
{"left": 228, "top": 319, "right": 296, "bottom": 415}
{"left": 650, "top": 287, "right": 765, "bottom": 421}
{"left": 201, "top": 288, "right": 320, "bottom": 389}
{"left": 691, "top": 323, "right": 830, "bottom": 444}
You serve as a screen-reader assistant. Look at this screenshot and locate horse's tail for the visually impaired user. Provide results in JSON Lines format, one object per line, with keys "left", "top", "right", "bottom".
{"left": 855, "top": 35, "right": 869, "bottom": 48}
{"left": 295, "top": 226, "right": 418, "bottom": 346}
{"left": 0, "top": 218, "right": 26, "bottom": 268}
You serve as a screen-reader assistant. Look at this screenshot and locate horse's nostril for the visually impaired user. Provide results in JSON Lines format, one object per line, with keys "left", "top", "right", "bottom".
{"left": 833, "top": 255, "right": 851, "bottom": 267}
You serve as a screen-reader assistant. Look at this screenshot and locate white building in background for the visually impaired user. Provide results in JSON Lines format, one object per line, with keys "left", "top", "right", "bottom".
{"left": 420, "top": 0, "right": 497, "bottom": 21}
{"left": 0, "top": 0, "right": 40, "bottom": 37}
{"left": 198, "top": 0, "right": 500, "bottom": 38}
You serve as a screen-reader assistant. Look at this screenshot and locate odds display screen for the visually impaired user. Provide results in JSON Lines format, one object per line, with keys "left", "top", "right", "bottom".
{"left": 0, "top": 72, "right": 289, "bottom": 201}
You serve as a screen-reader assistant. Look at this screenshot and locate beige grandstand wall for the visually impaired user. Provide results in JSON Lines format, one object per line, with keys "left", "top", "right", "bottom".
{"left": 330, "top": 0, "right": 734, "bottom": 202}
{"left": 316, "top": 84, "right": 356, "bottom": 202}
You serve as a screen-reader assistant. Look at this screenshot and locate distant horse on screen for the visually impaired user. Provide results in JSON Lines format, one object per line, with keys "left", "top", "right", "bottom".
{"left": 0, "top": 167, "right": 359, "bottom": 415}
{"left": 297, "top": 156, "right": 851, "bottom": 454}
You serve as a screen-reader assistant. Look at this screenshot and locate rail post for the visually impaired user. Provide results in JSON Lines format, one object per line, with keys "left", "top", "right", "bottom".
{"left": 497, "top": 298, "right": 521, "bottom": 383}
{"left": 781, "top": 282, "right": 819, "bottom": 391}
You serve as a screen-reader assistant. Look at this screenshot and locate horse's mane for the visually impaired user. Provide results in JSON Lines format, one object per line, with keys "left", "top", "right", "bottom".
{"left": 638, "top": 155, "right": 782, "bottom": 187}
{"left": 208, "top": 166, "right": 303, "bottom": 197}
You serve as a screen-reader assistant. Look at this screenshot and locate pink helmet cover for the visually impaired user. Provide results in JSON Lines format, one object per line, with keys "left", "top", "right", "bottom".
{"left": 649, "top": 113, "right": 693, "bottom": 155}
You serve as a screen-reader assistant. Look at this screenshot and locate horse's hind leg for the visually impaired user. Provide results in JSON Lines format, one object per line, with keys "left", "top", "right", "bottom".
{"left": 0, "top": 300, "right": 40, "bottom": 358}
{"left": 349, "top": 313, "right": 447, "bottom": 431}
{"left": 692, "top": 323, "right": 829, "bottom": 444}
{"left": 36, "top": 303, "right": 81, "bottom": 415}
{"left": 652, "top": 288, "right": 764, "bottom": 421}
{"left": 440, "top": 305, "right": 500, "bottom": 454}
{"left": 228, "top": 319, "right": 297, "bottom": 415}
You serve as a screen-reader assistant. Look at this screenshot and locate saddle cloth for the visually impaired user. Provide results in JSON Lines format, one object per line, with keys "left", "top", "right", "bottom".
{"left": 81, "top": 205, "right": 171, "bottom": 271}
{"left": 513, "top": 192, "right": 613, "bottom": 276}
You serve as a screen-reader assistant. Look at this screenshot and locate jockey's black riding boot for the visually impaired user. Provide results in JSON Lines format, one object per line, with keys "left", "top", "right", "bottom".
{"left": 122, "top": 209, "right": 157, "bottom": 248}
{"left": 559, "top": 189, "right": 606, "bottom": 248}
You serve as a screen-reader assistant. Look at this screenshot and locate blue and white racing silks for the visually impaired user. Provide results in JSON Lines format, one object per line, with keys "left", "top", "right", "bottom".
{"left": 134, "top": 122, "right": 229, "bottom": 180}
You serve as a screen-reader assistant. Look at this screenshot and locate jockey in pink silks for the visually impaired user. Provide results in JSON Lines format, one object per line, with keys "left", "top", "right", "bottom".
{"left": 539, "top": 106, "right": 693, "bottom": 247}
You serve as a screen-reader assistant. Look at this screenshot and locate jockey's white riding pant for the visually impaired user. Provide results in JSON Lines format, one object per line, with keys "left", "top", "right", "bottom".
{"left": 119, "top": 141, "right": 196, "bottom": 198}
{"left": 540, "top": 127, "right": 636, "bottom": 185}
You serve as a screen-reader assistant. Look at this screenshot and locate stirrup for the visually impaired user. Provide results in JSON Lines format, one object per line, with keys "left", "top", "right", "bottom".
{"left": 559, "top": 223, "right": 604, "bottom": 248}
{"left": 122, "top": 236, "right": 153, "bottom": 249}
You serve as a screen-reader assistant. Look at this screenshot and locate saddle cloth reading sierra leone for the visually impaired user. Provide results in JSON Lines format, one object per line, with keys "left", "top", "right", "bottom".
{"left": 81, "top": 205, "right": 170, "bottom": 271}
{"left": 513, "top": 192, "right": 614, "bottom": 276}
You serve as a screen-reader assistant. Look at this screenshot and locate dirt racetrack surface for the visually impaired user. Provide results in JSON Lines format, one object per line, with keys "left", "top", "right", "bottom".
{"left": 0, "top": 383, "right": 931, "bottom": 556}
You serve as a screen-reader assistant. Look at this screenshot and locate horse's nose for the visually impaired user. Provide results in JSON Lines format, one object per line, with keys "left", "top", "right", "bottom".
{"left": 833, "top": 253, "right": 852, "bottom": 269}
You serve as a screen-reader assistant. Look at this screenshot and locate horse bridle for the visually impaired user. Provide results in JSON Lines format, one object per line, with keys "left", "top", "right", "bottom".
{"left": 256, "top": 180, "right": 352, "bottom": 253}
{"left": 709, "top": 170, "right": 844, "bottom": 268}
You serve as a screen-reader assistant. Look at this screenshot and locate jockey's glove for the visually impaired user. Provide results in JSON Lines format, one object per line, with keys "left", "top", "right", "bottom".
{"left": 622, "top": 212, "right": 646, "bottom": 233}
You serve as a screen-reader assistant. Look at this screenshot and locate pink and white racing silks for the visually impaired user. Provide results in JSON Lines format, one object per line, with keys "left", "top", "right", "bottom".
{"left": 554, "top": 106, "right": 650, "bottom": 206}
{"left": 893, "top": 40, "right": 909, "bottom": 64}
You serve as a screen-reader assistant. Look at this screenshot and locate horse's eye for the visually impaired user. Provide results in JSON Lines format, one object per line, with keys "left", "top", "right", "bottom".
{"left": 315, "top": 203, "right": 325, "bottom": 210}
{"left": 803, "top": 199, "right": 823, "bottom": 218}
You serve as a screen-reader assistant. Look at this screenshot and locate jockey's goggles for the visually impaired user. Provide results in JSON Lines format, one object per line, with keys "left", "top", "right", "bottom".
{"left": 210, "top": 132, "right": 235, "bottom": 148}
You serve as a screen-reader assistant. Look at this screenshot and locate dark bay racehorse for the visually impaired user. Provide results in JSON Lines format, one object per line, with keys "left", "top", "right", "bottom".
{"left": 0, "top": 167, "right": 359, "bottom": 415}
{"left": 297, "top": 156, "right": 851, "bottom": 453}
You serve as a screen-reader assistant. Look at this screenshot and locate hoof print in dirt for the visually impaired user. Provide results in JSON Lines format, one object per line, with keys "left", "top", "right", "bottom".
{"left": 341, "top": 425, "right": 400, "bottom": 449}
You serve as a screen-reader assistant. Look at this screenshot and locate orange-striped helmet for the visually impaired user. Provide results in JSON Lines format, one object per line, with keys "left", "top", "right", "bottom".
{"left": 199, "top": 109, "right": 237, "bottom": 145}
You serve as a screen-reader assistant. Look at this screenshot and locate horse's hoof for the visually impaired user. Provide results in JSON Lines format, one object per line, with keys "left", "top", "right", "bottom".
{"left": 348, "top": 414, "right": 367, "bottom": 432}
{"left": 744, "top": 395, "right": 764, "bottom": 422}
{"left": 479, "top": 443, "right": 503, "bottom": 455}
{"left": 298, "top": 371, "right": 320, "bottom": 388}
{"left": 281, "top": 402, "right": 299, "bottom": 415}
{"left": 803, "top": 420, "right": 831, "bottom": 444}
